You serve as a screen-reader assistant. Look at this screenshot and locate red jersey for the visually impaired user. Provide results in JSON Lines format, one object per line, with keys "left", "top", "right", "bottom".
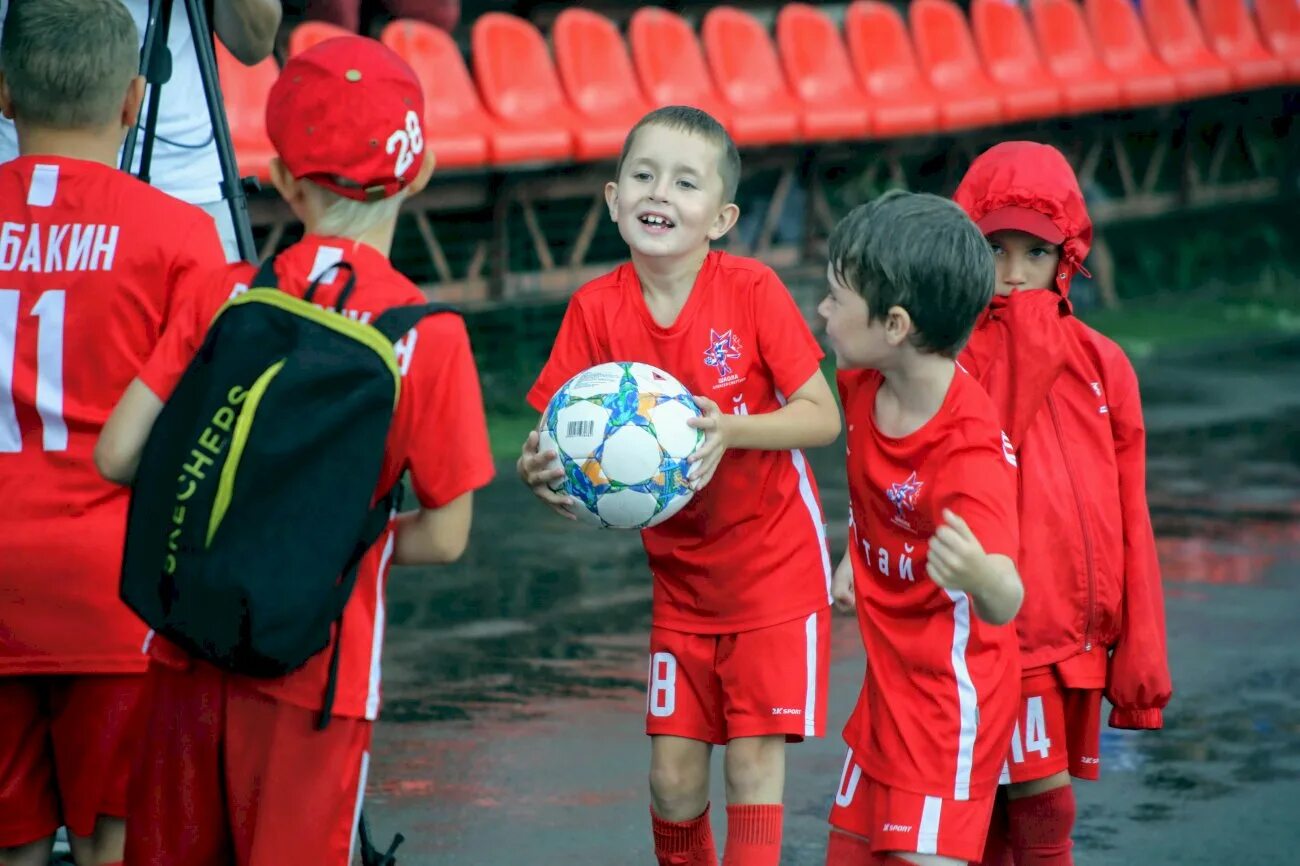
{"left": 839, "top": 367, "right": 1020, "bottom": 800}
{"left": 527, "top": 251, "right": 832, "bottom": 633}
{"left": 0, "top": 156, "right": 226, "bottom": 675}
{"left": 137, "top": 235, "right": 495, "bottom": 719}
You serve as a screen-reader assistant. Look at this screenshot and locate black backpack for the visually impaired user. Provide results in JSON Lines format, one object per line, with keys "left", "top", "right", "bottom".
{"left": 121, "top": 254, "right": 452, "bottom": 727}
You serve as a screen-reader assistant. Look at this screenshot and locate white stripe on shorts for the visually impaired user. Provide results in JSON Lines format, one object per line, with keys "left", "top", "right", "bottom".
{"left": 804, "top": 611, "right": 818, "bottom": 737}
{"left": 348, "top": 750, "right": 371, "bottom": 865}
{"left": 918, "top": 795, "right": 942, "bottom": 855}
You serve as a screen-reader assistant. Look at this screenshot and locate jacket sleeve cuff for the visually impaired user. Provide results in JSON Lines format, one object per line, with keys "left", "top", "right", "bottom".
{"left": 1109, "top": 706, "right": 1164, "bottom": 730}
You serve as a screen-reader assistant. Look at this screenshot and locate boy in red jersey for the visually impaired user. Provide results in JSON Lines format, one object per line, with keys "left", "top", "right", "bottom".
{"left": 0, "top": 3, "right": 227, "bottom": 865}
{"left": 518, "top": 106, "right": 841, "bottom": 866}
{"left": 952, "top": 142, "right": 1171, "bottom": 866}
{"left": 820, "top": 191, "right": 1025, "bottom": 866}
{"left": 94, "top": 37, "right": 494, "bottom": 866}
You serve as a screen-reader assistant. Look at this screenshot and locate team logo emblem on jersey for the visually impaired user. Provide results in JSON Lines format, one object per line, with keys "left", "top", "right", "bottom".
{"left": 886, "top": 471, "right": 924, "bottom": 531}
{"left": 703, "top": 329, "right": 742, "bottom": 379}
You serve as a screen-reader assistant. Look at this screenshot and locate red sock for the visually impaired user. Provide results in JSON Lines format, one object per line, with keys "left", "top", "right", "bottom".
{"left": 1008, "top": 785, "right": 1076, "bottom": 866}
{"left": 825, "top": 829, "right": 873, "bottom": 865}
{"left": 653, "top": 804, "right": 718, "bottom": 866}
{"left": 722, "top": 804, "right": 783, "bottom": 866}
{"left": 978, "top": 791, "right": 1014, "bottom": 866}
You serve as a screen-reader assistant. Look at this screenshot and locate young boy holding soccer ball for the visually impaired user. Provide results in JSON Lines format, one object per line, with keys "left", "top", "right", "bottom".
{"left": 518, "top": 106, "right": 840, "bottom": 866}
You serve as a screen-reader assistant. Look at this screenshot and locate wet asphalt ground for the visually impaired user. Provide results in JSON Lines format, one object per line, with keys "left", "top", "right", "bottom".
{"left": 364, "top": 336, "right": 1300, "bottom": 865}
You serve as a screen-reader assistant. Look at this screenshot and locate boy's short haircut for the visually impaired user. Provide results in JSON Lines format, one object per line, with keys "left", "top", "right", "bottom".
{"left": 1, "top": 0, "right": 140, "bottom": 129}
{"left": 829, "top": 190, "right": 995, "bottom": 357}
{"left": 615, "top": 105, "right": 742, "bottom": 205}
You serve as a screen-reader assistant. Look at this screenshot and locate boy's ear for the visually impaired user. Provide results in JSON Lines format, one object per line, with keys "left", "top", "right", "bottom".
{"left": 269, "top": 157, "right": 306, "bottom": 211}
{"left": 0, "top": 73, "right": 13, "bottom": 121}
{"left": 121, "top": 75, "right": 145, "bottom": 130}
{"left": 406, "top": 150, "right": 437, "bottom": 196}
{"left": 707, "top": 202, "right": 741, "bottom": 241}
{"left": 604, "top": 181, "right": 619, "bottom": 221}
{"left": 884, "top": 305, "right": 914, "bottom": 347}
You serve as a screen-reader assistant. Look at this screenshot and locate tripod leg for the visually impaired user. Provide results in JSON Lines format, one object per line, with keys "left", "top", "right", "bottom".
{"left": 122, "top": 0, "right": 173, "bottom": 182}
{"left": 182, "top": 0, "right": 260, "bottom": 263}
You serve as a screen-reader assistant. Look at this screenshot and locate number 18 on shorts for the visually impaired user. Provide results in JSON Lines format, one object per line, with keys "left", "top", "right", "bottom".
{"left": 644, "top": 611, "right": 830, "bottom": 745}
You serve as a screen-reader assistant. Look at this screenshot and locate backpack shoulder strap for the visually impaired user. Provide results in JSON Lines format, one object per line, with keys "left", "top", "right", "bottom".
{"left": 371, "top": 302, "right": 458, "bottom": 344}
{"left": 250, "top": 253, "right": 279, "bottom": 290}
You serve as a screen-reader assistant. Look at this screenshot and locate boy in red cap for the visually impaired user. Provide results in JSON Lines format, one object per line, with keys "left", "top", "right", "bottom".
{"left": 821, "top": 191, "right": 1025, "bottom": 866}
{"left": 519, "top": 106, "right": 841, "bottom": 866}
{"left": 952, "top": 141, "right": 1171, "bottom": 866}
{"left": 95, "top": 36, "right": 495, "bottom": 866}
{"left": 0, "top": 3, "right": 227, "bottom": 866}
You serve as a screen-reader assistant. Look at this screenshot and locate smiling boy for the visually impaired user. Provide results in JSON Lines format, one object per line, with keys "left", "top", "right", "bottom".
{"left": 518, "top": 106, "right": 841, "bottom": 866}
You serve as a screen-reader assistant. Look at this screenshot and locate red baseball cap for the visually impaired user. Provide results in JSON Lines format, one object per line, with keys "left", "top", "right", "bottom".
{"left": 975, "top": 205, "right": 1066, "bottom": 245}
{"left": 266, "top": 36, "right": 427, "bottom": 202}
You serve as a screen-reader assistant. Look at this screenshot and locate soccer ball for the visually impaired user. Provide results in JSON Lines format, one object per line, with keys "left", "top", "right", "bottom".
{"left": 539, "top": 362, "right": 703, "bottom": 529}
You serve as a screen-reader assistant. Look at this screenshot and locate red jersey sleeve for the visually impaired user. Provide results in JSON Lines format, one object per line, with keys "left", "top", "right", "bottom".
{"left": 932, "top": 434, "right": 1020, "bottom": 562}
{"left": 403, "top": 316, "right": 495, "bottom": 508}
{"left": 752, "top": 268, "right": 824, "bottom": 398}
{"left": 1100, "top": 345, "right": 1171, "bottom": 730}
{"left": 525, "top": 298, "right": 605, "bottom": 413}
{"left": 138, "top": 263, "right": 250, "bottom": 400}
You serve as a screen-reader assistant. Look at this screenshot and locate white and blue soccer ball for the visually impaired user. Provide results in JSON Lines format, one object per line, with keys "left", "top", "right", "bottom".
{"left": 539, "top": 362, "right": 703, "bottom": 529}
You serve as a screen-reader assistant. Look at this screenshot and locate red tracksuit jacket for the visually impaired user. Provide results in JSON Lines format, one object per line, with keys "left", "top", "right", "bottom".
{"left": 954, "top": 142, "right": 1172, "bottom": 729}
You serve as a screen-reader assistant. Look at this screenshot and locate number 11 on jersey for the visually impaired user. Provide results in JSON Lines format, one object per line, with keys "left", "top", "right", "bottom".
{"left": 0, "top": 289, "right": 67, "bottom": 452}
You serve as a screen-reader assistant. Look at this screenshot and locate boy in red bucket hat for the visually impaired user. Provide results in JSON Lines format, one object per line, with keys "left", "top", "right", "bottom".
{"left": 99, "top": 36, "right": 494, "bottom": 866}
{"left": 953, "top": 141, "right": 1172, "bottom": 866}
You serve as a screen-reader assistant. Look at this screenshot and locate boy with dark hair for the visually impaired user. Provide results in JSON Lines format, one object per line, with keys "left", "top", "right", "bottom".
{"left": 519, "top": 105, "right": 841, "bottom": 866}
{"left": 95, "top": 36, "right": 494, "bottom": 866}
{"left": 820, "top": 191, "right": 1024, "bottom": 866}
{"left": 952, "top": 141, "right": 1171, "bottom": 866}
{"left": 0, "top": 2, "right": 227, "bottom": 865}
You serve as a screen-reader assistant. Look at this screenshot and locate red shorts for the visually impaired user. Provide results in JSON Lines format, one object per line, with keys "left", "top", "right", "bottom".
{"left": 828, "top": 748, "right": 996, "bottom": 863}
{"left": 0, "top": 674, "right": 146, "bottom": 846}
{"left": 645, "top": 608, "right": 831, "bottom": 745}
{"left": 999, "top": 666, "right": 1103, "bottom": 784}
{"left": 124, "top": 660, "right": 372, "bottom": 866}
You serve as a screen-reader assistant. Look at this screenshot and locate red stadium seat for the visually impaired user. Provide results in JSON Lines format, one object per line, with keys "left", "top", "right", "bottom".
{"left": 843, "top": 1, "right": 941, "bottom": 137}
{"left": 552, "top": 8, "right": 653, "bottom": 159}
{"left": 215, "top": 42, "right": 277, "bottom": 181}
{"left": 1196, "top": 0, "right": 1288, "bottom": 89}
{"left": 628, "top": 8, "right": 732, "bottom": 129}
{"left": 1085, "top": 0, "right": 1181, "bottom": 106}
{"left": 775, "top": 4, "right": 871, "bottom": 140}
{"left": 701, "top": 7, "right": 802, "bottom": 145}
{"left": 1141, "top": 0, "right": 1235, "bottom": 98}
{"left": 909, "top": 0, "right": 1004, "bottom": 130}
{"left": 471, "top": 13, "right": 575, "bottom": 164}
{"left": 380, "top": 20, "right": 490, "bottom": 169}
{"left": 1028, "top": 0, "right": 1124, "bottom": 114}
{"left": 1254, "top": 0, "right": 1300, "bottom": 81}
{"left": 970, "top": 0, "right": 1064, "bottom": 120}
{"left": 288, "top": 20, "right": 354, "bottom": 56}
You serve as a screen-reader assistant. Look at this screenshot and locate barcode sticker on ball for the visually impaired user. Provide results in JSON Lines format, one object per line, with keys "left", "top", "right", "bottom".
{"left": 567, "top": 420, "right": 595, "bottom": 438}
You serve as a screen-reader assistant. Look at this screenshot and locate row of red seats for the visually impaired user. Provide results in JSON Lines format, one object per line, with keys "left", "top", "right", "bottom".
{"left": 220, "top": 0, "right": 1300, "bottom": 177}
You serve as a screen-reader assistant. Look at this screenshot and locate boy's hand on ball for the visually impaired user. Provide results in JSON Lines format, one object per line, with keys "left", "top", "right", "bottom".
{"left": 686, "top": 395, "right": 728, "bottom": 492}
{"left": 518, "top": 431, "right": 576, "bottom": 520}
{"left": 926, "top": 509, "right": 990, "bottom": 593}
